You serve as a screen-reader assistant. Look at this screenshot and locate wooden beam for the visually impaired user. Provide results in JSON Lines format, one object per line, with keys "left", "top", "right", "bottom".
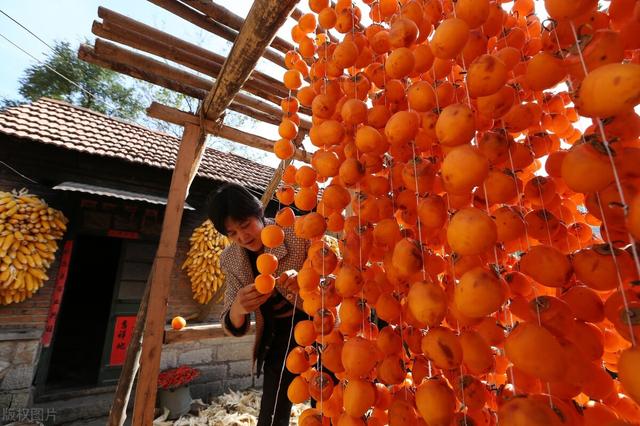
{"left": 96, "top": 7, "right": 289, "bottom": 96}
{"left": 180, "top": 0, "right": 296, "bottom": 55}
{"left": 147, "top": 0, "right": 287, "bottom": 70}
{"left": 78, "top": 42, "right": 311, "bottom": 129}
{"left": 163, "top": 322, "right": 256, "bottom": 345}
{"left": 146, "top": 102, "right": 311, "bottom": 163}
{"left": 79, "top": 43, "right": 208, "bottom": 99}
{"left": 132, "top": 122, "right": 206, "bottom": 425}
{"left": 201, "top": 0, "right": 299, "bottom": 121}
{"left": 261, "top": 159, "right": 291, "bottom": 206}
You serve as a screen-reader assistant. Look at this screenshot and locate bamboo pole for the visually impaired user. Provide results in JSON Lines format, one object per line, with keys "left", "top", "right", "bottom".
{"left": 146, "top": 102, "right": 311, "bottom": 163}
{"left": 147, "top": 0, "right": 286, "bottom": 70}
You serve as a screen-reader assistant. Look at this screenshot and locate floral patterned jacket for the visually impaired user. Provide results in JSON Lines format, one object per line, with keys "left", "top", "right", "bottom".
{"left": 219, "top": 218, "right": 310, "bottom": 364}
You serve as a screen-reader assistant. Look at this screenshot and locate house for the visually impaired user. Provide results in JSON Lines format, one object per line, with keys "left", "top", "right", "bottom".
{"left": 0, "top": 98, "right": 276, "bottom": 422}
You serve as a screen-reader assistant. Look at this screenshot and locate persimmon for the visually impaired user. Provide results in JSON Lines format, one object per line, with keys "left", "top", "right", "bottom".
{"left": 385, "top": 47, "right": 415, "bottom": 79}
{"left": 415, "top": 377, "right": 456, "bottom": 426}
{"left": 171, "top": 316, "right": 186, "bottom": 330}
{"left": 466, "top": 54, "right": 508, "bottom": 98}
{"left": 505, "top": 322, "right": 568, "bottom": 382}
{"left": 389, "top": 17, "right": 418, "bottom": 48}
{"left": 377, "top": 354, "right": 406, "bottom": 385}
{"left": 435, "top": 103, "right": 476, "bottom": 146}
{"left": 421, "top": 326, "right": 462, "bottom": 370}
{"left": 407, "top": 280, "right": 447, "bottom": 327}
{"left": 455, "top": 267, "right": 507, "bottom": 318}
{"left": 407, "top": 81, "right": 436, "bottom": 112}
{"left": 544, "top": 0, "right": 599, "bottom": 21}
{"left": 525, "top": 52, "right": 566, "bottom": 91}
{"left": 459, "top": 329, "right": 495, "bottom": 375}
{"left": 619, "top": 347, "right": 640, "bottom": 405}
{"left": 575, "top": 63, "right": 640, "bottom": 118}
{"left": 385, "top": 110, "right": 420, "bottom": 146}
{"left": 519, "top": 245, "right": 572, "bottom": 288}
{"left": 342, "top": 336, "right": 378, "bottom": 379}
{"left": 286, "top": 346, "right": 311, "bottom": 374}
{"left": 441, "top": 145, "right": 489, "bottom": 195}
{"left": 391, "top": 238, "right": 423, "bottom": 277}
{"left": 560, "top": 285, "right": 604, "bottom": 323}
{"left": 288, "top": 375, "right": 310, "bottom": 403}
{"left": 498, "top": 395, "right": 563, "bottom": 426}
{"left": 431, "top": 18, "right": 470, "bottom": 59}
{"left": 477, "top": 85, "right": 516, "bottom": 119}
{"left": 493, "top": 206, "right": 526, "bottom": 243}
{"left": 447, "top": 207, "right": 497, "bottom": 256}
{"left": 344, "top": 380, "right": 376, "bottom": 418}
{"left": 572, "top": 244, "right": 636, "bottom": 291}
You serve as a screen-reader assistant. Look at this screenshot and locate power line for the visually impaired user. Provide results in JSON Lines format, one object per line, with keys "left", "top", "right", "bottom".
{"left": 0, "top": 9, "right": 56, "bottom": 52}
{"left": 0, "top": 160, "right": 39, "bottom": 184}
{"left": 0, "top": 31, "right": 119, "bottom": 112}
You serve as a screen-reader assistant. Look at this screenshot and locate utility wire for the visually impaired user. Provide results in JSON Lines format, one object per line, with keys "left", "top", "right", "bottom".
{"left": 0, "top": 9, "right": 56, "bottom": 52}
{"left": 0, "top": 31, "right": 110, "bottom": 109}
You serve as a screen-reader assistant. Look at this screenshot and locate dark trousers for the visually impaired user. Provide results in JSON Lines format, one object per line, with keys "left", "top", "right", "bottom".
{"left": 256, "top": 317, "right": 298, "bottom": 426}
{"left": 257, "top": 353, "right": 297, "bottom": 426}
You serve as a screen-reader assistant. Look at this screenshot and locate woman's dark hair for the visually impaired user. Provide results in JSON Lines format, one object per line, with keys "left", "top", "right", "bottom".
{"left": 206, "top": 183, "right": 264, "bottom": 235}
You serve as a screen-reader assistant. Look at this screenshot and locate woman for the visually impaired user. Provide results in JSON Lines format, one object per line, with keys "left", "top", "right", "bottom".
{"left": 207, "top": 183, "right": 309, "bottom": 426}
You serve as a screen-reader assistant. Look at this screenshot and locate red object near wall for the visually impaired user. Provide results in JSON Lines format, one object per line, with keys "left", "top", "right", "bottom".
{"left": 41, "top": 240, "right": 73, "bottom": 348}
{"left": 109, "top": 315, "right": 137, "bottom": 366}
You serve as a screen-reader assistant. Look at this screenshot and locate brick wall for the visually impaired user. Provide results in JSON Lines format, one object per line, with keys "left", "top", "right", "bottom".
{"left": 160, "top": 333, "right": 262, "bottom": 404}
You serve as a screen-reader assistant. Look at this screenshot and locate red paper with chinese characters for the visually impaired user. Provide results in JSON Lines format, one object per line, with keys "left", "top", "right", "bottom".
{"left": 109, "top": 315, "right": 136, "bottom": 366}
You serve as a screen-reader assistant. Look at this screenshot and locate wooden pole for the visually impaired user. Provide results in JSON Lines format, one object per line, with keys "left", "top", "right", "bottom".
{"left": 107, "top": 267, "right": 153, "bottom": 426}
{"left": 133, "top": 1, "right": 299, "bottom": 422}
{"left": 146, "top": 102, "right": 311, "bottom": 163}
{"left": 147, "top": 0, "right": 287, "bottom": 70}
{"left": 200, "top": 1, "right": 299, "bottom": 121}
{"left": 95, "top": 7, "right": 290, "bottom": 97}
{"left": 80, "top": 43, "right": 312, "bottom": 132}
{"left": 132, "top": 122, "right": 206, "bottom": 425}
{"left": 179, "top": 0, "right": 296, "bottom": 55}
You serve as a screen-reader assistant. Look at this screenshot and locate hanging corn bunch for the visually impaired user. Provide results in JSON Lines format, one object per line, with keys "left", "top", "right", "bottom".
{"left": 182, "top": 220, "right": 230, "bottom": 304}
{"left": 0, "top": 189, "right": 68, "bottom": 305}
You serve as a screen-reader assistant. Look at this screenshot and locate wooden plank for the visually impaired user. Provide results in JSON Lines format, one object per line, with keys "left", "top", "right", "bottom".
{"left": 163, "top": 322, "right": 256, "bottom": 345}
{"left": 147, "top": 0, "right": 286, "bottom": 70}
{"left": 92, "top": 38, "right": 289, "bottom": 102}
{"left": 201, "top": 0, "right": 299, "bottom": 121}
{"left": 95, "top": 8, "right": 290, "bottom": 96}
{"left": 180, "top": 0, "right": 296, "bottom": 55}
{"left": 146, "top": 102, "right": 311, "bottom": 163}
{"left": 132, "top": 122, "right": 206, "bottom": 425}
{"left": 82, "top": 42, "right": 313, "bottom": 129}
{"left": 79, "top": 44, "right": 208, "bottom": 99}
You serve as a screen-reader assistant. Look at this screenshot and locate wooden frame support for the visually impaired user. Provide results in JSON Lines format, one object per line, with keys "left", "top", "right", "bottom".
{"left": 146, "top": 102, "right": 311, "bottom": 163}
{"left": 132, "top": 122, "right": 206, "bottom": 425}
{"left": 129, "top": 0, "right": 300, "bottom": 423}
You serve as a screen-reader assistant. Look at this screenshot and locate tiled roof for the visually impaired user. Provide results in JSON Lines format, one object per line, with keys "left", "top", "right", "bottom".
{"left": 0, "top": 98, "right": 275, "bottom": 190}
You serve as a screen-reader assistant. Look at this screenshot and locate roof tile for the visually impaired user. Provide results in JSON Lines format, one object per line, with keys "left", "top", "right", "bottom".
{"left": 0, "top": 98, "right": 274, "bottom": 190}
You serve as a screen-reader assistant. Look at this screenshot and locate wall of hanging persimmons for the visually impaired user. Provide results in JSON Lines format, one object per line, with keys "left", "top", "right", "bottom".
{"left": 250, "top": 0, "right": 640, "bottom": 425}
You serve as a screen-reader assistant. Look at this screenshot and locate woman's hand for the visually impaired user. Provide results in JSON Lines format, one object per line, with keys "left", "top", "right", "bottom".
{"left": 232, "top": 284, "right": 272, "bottom": 315}
{"left": 278, "top": 270, "right": 301, "bottom": 302}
